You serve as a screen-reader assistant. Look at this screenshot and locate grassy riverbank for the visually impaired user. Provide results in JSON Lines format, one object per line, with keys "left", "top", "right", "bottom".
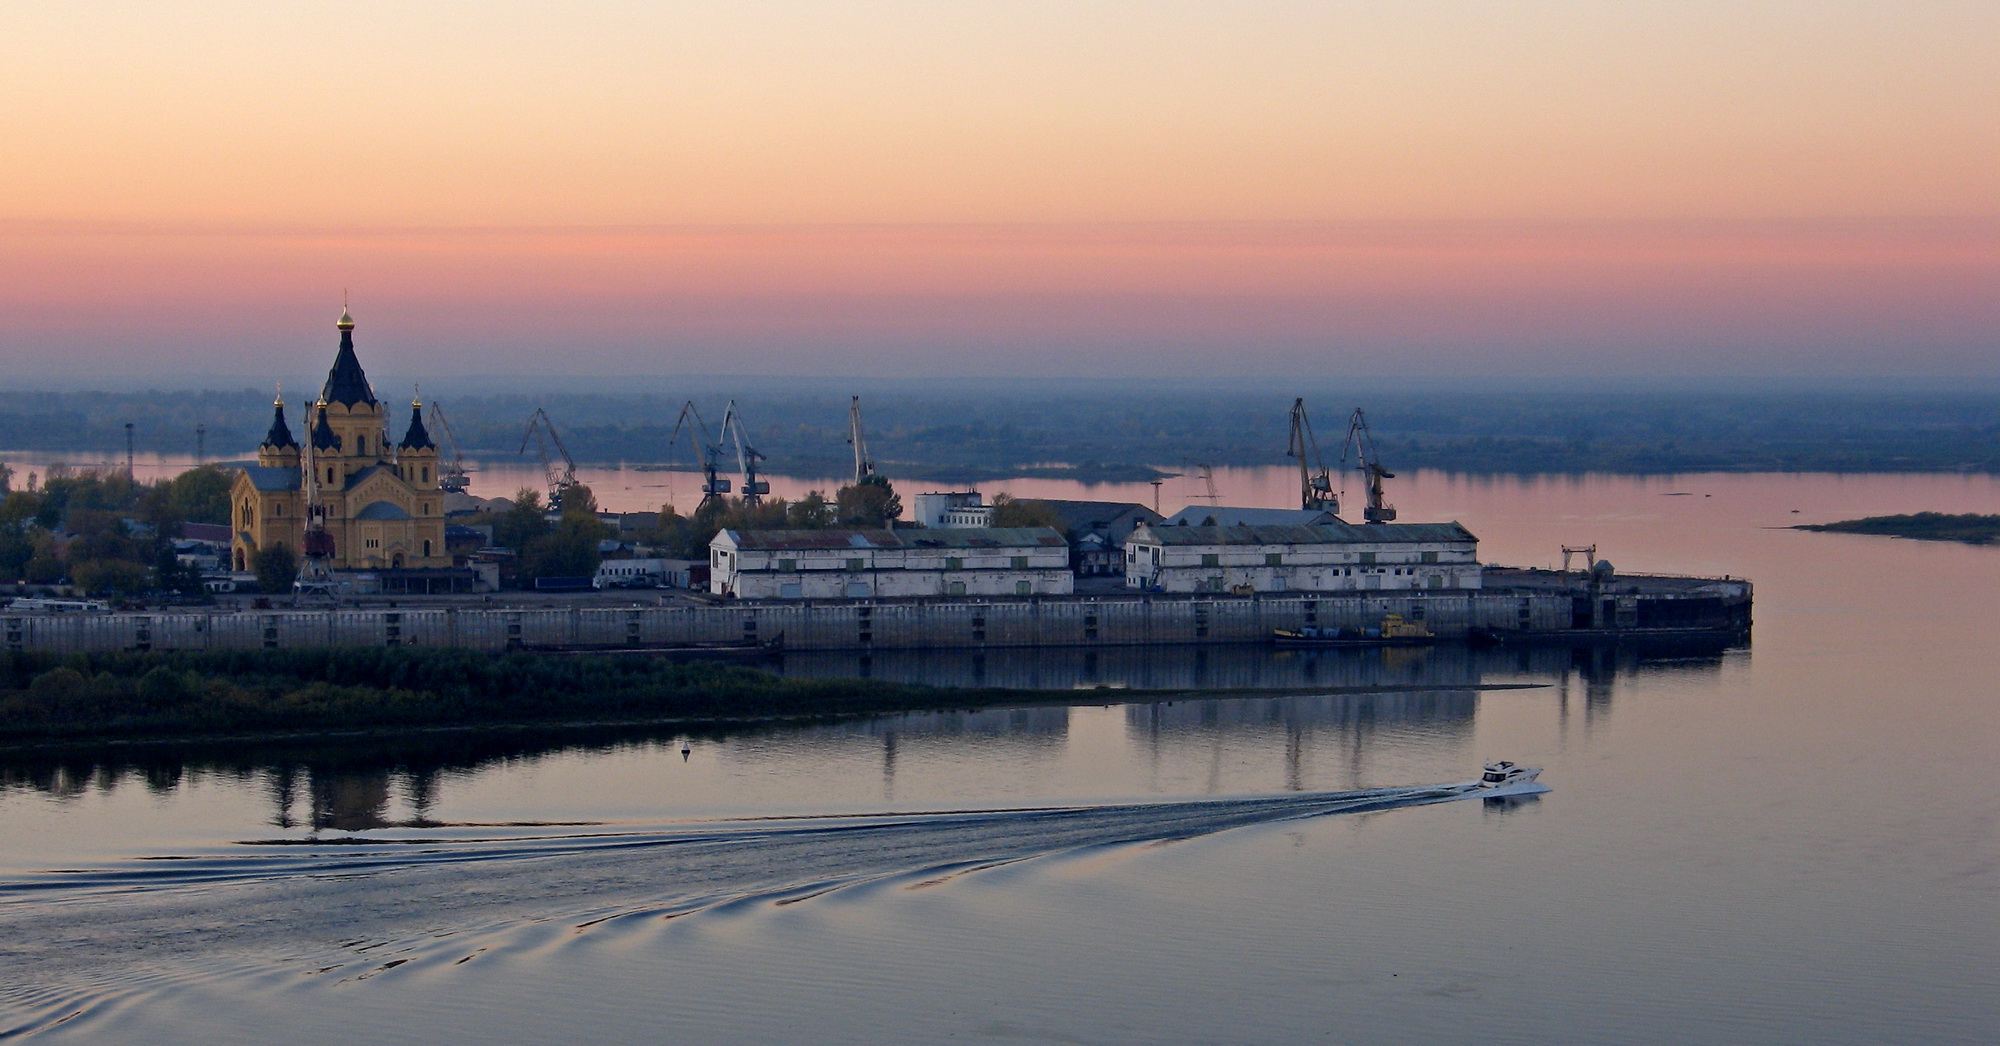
{"left": 0, "top": 647, "right": 977, "bottom": 743}
{"left": 1794, "top": 512, "right": 2000, "bottom": 545}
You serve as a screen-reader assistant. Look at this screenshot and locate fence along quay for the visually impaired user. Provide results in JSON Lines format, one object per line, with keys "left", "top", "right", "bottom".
{"left": 3, "top": 570, "right": 1749, "bottom": 655}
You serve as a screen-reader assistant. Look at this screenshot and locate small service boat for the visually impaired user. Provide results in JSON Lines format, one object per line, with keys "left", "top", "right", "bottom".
{"left": 1477, "top": 760, "right": 1542, "bottom": 789}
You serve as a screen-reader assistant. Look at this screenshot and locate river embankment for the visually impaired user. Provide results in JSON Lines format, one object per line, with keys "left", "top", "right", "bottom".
{"left": 0, "top": 646, "right": 1547, "bottom": 747}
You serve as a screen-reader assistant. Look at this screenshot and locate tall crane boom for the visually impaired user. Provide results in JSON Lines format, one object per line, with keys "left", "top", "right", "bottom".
{"left": 1341, "top": 408, "right": 1397, "bottom": 523}
{"left": 428, "top": 399, "right": 471, "bottom": 493}
{"left": 1285, "top": 398, "right": 1340, "bottom": 515}
{"left": 718, "top": 400, "right": 770, "bottom": 507}
{"left": 847, "top": 395, "right": 874, "bottom": 485}
{"left": 669, "top": 401, "right": 730, "bottom": 510}
{"left": 519, "top": 407, "right": 579, "bottom": 510}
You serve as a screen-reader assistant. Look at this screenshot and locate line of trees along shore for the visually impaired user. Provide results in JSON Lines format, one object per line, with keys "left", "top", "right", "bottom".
{"left": 0, "top": 647, "right": 969, "bottom": 742}
{"left": 8, "top": 387, "right": 1999, "bottom": 479}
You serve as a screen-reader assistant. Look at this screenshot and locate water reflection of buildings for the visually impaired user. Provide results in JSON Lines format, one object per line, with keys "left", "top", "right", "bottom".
{"left": 0, "top": 639, "right": 1735, "bottom": 821}
{"left": 775, "top": 639, "right": 1735, "bottom": 695}
{"left": 1128, "top": 690, "right": 1481, "bottom": 792}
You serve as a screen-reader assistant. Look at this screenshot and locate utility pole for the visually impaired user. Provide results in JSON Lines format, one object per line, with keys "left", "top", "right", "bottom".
{"left": 124, "top": 423, "right": 135, "bottom": 478}
{"left": 195, "top": 424, "right": 206, "bottom": 465}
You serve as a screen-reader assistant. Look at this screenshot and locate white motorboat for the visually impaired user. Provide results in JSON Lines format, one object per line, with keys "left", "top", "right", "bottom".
{"left": 1477, "top": 760, "right": 1542, "bottom": 789}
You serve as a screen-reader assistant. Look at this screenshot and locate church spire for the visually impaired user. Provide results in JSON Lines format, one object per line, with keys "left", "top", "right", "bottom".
{"left": 261, "top": 393, "right": 298, "bottom": 450}
{"left": 310, "top": 403, "right": 341, "bottom": 451}
{"left": 322, "top": 305, "right": 377, "bottom": 408}
{"left": 400, "top": 392, "right": 436, "bottom": 451}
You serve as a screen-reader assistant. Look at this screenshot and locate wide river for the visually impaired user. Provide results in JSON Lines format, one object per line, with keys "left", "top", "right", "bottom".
{"left": 2, "top": 468, "right": 1996, "bottom": 1043}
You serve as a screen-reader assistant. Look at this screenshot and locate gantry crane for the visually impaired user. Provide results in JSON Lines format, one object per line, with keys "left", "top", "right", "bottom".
{"left": 1285, "top": 398, "right": 1340, "bottom": 515}
{"left": 519, "top": 408, "right": 579, "bottom": 511}
{"left": 669, "top": 401, "right": 731, "bottom": 511}
{"left": 1341, "top": 408, "right": 1397, "bottom": 523}
{"left": 719, "top": 400, "right": 770, "bottom": 506}
{"left": 427, "top": 399, "right": 472, "bottom": 494}
{"left": 847, "top": 395, "right": 874, "bottom": 485}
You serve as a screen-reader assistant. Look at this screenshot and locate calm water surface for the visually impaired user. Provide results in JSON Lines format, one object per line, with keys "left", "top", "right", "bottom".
{"left": 2, "top": 470, "right": 1996, "bottom": 1044}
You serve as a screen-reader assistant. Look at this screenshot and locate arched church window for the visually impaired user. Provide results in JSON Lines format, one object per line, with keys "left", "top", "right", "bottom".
{"left": 423, "top": 539, "right": 432, "bottom": 557}
{"left": 422, "top": 467, "right": 429, "bottom": 484}
{"left": 327, "top": 467, "right": 336, "bottom": 485}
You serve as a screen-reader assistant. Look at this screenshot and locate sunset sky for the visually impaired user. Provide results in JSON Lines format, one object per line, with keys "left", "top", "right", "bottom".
{"left": 2, "top": 1, "right": 1994, "bottom": 382}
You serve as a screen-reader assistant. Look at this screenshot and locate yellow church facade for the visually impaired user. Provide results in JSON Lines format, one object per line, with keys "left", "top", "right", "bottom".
{"left": 230, "top": 310, "right": 451, "bottom": 577}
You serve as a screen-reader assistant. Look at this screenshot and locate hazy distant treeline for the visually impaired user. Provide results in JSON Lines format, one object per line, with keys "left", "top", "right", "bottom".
{"left": 3, "top": 386, "right": 1998, "bottom": 478}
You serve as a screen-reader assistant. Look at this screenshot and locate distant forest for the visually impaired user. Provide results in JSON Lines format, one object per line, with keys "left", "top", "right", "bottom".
{"left": 4, "top": 386, "right": 1999, "bottom": 481}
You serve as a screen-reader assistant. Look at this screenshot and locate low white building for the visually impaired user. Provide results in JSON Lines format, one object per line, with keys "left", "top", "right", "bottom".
{"left": 595, "top": 557, "right": 677, "bottom": 588}
{"left": 909, "top": 491, "right": 993, "bottom": 528}
{"left": 1125, "top": 522, "right": 1481, "bottom": 593}
{"left": 711, "top": 527, "right": 1072, "bottom": 599}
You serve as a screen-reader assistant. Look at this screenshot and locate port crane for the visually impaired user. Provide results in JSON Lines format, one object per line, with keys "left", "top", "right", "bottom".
{"left": 669, "top": 401, "right": 731, "bottom": 511}
{"left": 519, "top": 408, "right": 579, "bottom": 511}
{"left": 427, "top": 399, "right": 472, "bottom": 494}
{"left": 847, "top": 395, "right": 875, "bottom": 485}
{"left": 1340, "top": 408, "right": 1397, "bottom": 523}
{"left": 719, "top": 400, "right": 771, "bottom": 506}
{"left": 1285, "top": 398, "right": 1340, "bottom": 515}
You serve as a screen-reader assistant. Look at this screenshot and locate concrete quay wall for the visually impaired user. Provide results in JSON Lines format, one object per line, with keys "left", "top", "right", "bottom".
{"left": 2, "top": 591, "right": 1580, "bottom": 656}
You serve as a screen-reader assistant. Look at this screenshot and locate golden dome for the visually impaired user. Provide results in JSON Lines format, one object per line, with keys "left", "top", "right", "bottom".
{"left": 336, "top": 306, "right": 355, "bottom": 330}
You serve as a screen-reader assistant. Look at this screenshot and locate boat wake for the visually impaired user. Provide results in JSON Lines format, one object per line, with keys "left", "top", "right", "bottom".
{"left": 0, "top": 781, "right": 1538, "bottom": 1038}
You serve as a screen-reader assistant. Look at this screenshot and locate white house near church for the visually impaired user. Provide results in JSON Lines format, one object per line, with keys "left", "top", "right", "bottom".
{"left": 711, "top": 527, "right": 1072, "bottom": 599}
{"left": 1124, "top": 522, "right": 1481, "bottom": 593}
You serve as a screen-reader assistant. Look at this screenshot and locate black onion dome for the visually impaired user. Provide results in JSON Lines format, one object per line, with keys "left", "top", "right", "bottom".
{"left": 320, "top": 311, "right": 378, "bottom": 408}
{"left": 400, "top": 401, "right": 436, "bottom": 450}
{"left": 262, "top": 400, "right": 298, "bottom": 450}
{"left": 311, "top": 404, "right": 341, "bottom": 451}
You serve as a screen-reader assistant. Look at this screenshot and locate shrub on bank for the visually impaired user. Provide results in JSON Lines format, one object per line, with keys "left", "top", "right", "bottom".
{"left": 0, "top": 647, "right": 951, "bottom": 741}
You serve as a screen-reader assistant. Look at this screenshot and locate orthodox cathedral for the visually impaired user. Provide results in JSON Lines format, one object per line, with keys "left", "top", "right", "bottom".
{"left": 230, "top": 309, "right": 452, "bottom": 579}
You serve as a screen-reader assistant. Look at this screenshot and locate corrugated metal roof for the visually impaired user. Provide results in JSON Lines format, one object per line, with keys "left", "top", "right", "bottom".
{"left": 1031, "top": 499, "right": 1163, "bottom": 533}
{"left": 721, "top": 526, "right": 1066, "bottom": 550}
{"left": 897, "top": 527, "right": 1066, "bottom": 549}
{"left": 1133, "top": 521, "right": 1477, "bottom": 545}
{"left": 1161, "top": 506, "right": 1339, "bottom": 527}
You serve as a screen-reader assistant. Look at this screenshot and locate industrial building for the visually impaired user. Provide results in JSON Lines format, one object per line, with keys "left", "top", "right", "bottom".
{"left": 711, "top": 527, "right": 1072, "bottom": 599}
{"left": 1030, "top": 499, "right": 1164, "bottom": 576}
{"left": 1124, "top": 521, "right": 1481, "bottom": 594}
{"left": 909, "top": 491, "right": 993, "bottom": 528}
{"left": 1160, "top": 506, "right": 1339, "bottom": 527}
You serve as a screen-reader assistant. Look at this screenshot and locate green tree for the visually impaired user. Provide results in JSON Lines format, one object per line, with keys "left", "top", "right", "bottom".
{"left": 518, "top": 484, "right": 610, "bottom": 583}
{"left": 72, "top": 559, "right": 150, "bottom": 597}
{"left": 23, "top": 532, "right": 63, "bottom": 584}
{"left": 153, "top": 541, "right": 209, "bottom": 600}
{"left": 253, "top": 543, "right": 297, "bottom": 594}
{"left": 990, "top": 494, "right": 1063, "bottom": 531}
{"left": 164, "top": 466, "right": 232, "bottom": 525}
{"left": 835, "top": 474, "right": 901, "bottom": 526}
{"left": 785, "top": 491, "right": 835, "bottom": 529}
{"left": 492, "top": 488, "right": 551, "bottom": 551}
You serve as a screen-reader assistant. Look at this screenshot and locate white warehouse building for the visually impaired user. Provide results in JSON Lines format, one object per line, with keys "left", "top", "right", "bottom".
{"left": 711, "top": 527, "right": 1073, "bottom": 599}
{"left": 1124, "top": 522, "right": 1482, "bottom": 594}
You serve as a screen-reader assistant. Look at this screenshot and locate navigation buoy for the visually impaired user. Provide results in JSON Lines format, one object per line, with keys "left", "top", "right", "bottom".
{"left": 680, "top": 740, "right": 692, "bottom": 761}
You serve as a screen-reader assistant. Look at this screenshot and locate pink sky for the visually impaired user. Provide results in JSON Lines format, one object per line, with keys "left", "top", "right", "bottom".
{"left": 1, "top": 2, "right": 1994, "bottom": 380}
